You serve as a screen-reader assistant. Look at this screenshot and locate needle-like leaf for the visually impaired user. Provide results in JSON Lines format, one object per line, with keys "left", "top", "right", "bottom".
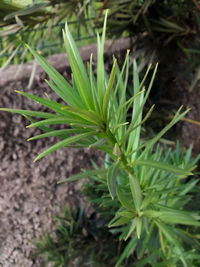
{"left": 138, "top": 106, "right": 190, "bottom": 160}
{"left": 15, "top": 90, "right": 68, "bottom": 116}
{"left": 107, "top": 160, "right": 120, "bottom": 199}
{"left": 116, "top": 185, "right": 135, "bottom": 211}
{"left": 34, "top": 131, "right": 96, "bottom": 162}
{"left": 0, "top": 108, "right": 56, "bottom": 119}
{"left": 27, "top": 128, "right": 89, "bottom": 141}
{"left": 58, "top": 167, "right": 107, "bottom": 184}
{"left": 27, "top": 45, "right": 83, "bottom": 108}
{"left": 97, "top": 10, "right": 108, "bottom": 113}
{"left": 133, "top": 160, "right": 192, "bottom": 176}
{"left": 63, "top": 25, "right": 94, "bottom": 110}
{"left": 103, "top": 58, "right": 117, "bottom": 120}
{"left": 26, "top": 117, "right": 78, "bottom": 128}
{"left": 129, "top": 174, "right": 143, "bottom": 213}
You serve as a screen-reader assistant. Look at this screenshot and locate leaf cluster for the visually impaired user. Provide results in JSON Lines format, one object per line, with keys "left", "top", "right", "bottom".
{"left": 33, "top": 206, "right": 132, "bottom": 267}
{"left": 82, "top": 144, "right": 200, "bottom": 266}
{"left": 96, "top": 0, "right": 200, "bottom": 86}
{"left": 0, "top": 0, "right": 95, "bottom": 68}
{"left": 97, "top": 0, "right": 199, "bottom": 38}
{"left": 0, "top": 0, "right": 87, "bottom": 28}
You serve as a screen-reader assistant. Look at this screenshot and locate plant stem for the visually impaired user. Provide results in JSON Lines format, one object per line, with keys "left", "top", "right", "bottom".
{"left": 106, "top": 128, "right": 135, "bottom": 175}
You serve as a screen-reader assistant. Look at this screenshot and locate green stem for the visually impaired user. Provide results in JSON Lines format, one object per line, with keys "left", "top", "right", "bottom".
{"left": 105, "top": 127, "right": 143, "bottom": 212}
{"left": 105, "top": 128, "right": 134, "bottom": 175}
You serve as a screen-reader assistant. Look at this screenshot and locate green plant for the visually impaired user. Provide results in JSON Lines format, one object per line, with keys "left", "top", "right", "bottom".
{"left": 0, "top": 0, "right": 96, "bottom": 68}
{"left": 33, "top": 206, "right": 134, "bottom": 267}
{"left": 96, "top": 0, "right": 200, "bottom": 87}
{"left": 33, "top": 146, "right": 200, "bottom": 267}
{"left": 1, "top": 11, "right": 200, "bottom": 266}
{"left": 82, "top": 144, "right": 200, "bottom": 266}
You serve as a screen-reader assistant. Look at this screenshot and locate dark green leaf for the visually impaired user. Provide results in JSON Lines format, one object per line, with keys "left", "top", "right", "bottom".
{"left": 115, "top": 236, "right": 137, "bottom": 267}
{"left": 107, "top": 160, "right": 120, "bottom": 199}
{"left": 116, "top": 184, "right": 135, "bottom": 211}
{"left": 129, "top": 174, "right": 143, "bottom": 212}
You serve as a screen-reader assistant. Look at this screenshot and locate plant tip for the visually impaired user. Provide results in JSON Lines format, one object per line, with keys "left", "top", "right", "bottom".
{"left": 33, "top": 157, "right": 39, "bottom": 163}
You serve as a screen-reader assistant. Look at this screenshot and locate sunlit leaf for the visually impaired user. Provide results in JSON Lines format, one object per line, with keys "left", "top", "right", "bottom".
{"left": 34, "top": 131, "right": 96, "bottom": 161}
{"left": 15, "top": 90, "right": 69, "bottom": 116}
{"left": 26, "top": 117, "right": 76, "bottom": 128}
{"left": 27, "top": 45, "right": 83, "bottom": 108}
{"left": 63, "top": 25, "right": 94, "bottom": 110}
{"left": 0, "top": 108, "right": 56, "bottom": 119}
{"left": 103, "top": 58, "right": 117, "bottom": 120}
{"left": 97, "top": 10, "right": 108, "bottom": 113}
{"left": 27, "top": 128, "right": 89, "bottom": 141}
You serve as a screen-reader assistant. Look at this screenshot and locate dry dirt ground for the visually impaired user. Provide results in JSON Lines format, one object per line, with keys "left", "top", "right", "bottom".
{"left": 0, "top": 39, "right": 131, "bottom": 266}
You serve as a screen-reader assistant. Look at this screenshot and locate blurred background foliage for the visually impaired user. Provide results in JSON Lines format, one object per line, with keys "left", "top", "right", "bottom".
{"left": 1, "top": 0, "right": 200, "bottom": 84}
{"left": 96, "top": 0, "right": 200, "bottom": 90}
{"left": 33, "top": 206, "right": 135, "bottom": 267}
{"left": 1, "top": 0, "right": 200, "bottom": 90}
{"left": 0, "top": 0, "right": 98, "bottom": 68}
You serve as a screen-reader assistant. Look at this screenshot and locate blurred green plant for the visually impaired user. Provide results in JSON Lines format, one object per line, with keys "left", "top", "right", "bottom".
{"left": 33, "top": 206, "right": 133, "bottom": 267}
{"left": 0, "top": 0, "right": 95, "bottom": 32}
{"left": 96, "top": 0, "right": 200, "bottom": 88}
{"left": 1, "top": 0, "right": 200, "bottom": 89}
{"left": 1, "top": 11, "right": 200, "bottom": 266}
{"left": 0, "top": 0, "right": 97, "bottom": 68}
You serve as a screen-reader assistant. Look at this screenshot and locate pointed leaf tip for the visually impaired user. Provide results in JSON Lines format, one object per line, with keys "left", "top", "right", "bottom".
{"left": 33, "top": 157, "right": 38, "bottom": 163}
